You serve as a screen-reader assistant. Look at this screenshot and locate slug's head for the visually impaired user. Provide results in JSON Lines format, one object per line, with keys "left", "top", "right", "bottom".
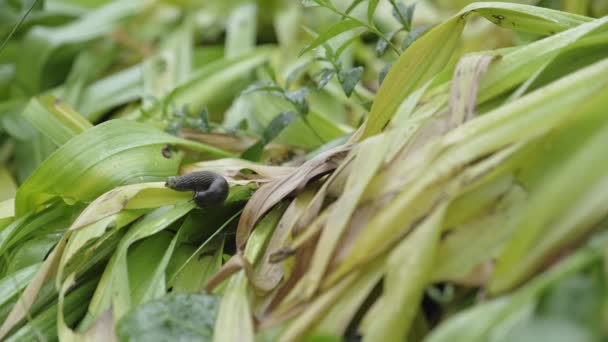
{"left": 165, "top": 176, "right": 179, "bottom": 189}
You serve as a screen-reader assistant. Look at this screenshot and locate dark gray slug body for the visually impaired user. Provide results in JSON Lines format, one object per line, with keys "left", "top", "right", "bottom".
{"left": 166, "top": 171, "right": 229, "bottom": 208}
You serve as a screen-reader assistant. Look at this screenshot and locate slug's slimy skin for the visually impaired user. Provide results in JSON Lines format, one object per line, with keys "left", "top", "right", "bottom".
{"left": 165, "top": 171, "right": 229, "bottom": 208}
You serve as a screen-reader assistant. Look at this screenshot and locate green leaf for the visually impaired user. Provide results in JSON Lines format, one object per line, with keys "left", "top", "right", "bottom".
{"left": 62, "top": 45, "right": 117, "bottom": 108}
{"left": 78, "top": 203, "right": 194, "bottom": 331}
{"left": 78, "top": 65, "right": 143, "bottom": 121}
{"left": 489, "top": 92, "right": 608, "bottom": 294}
{"left": 300, "top": 19, "right": 364, "bottom": 56}
{"left": 302, "top": 136, "right": 388, "bottom": 297}
{"left": 285, "top": 88, "right": 309, "bottom": 114}
{"left": 402, "top": 24, "right": 433, "bottom": 50}
{"left": 116, "top": 293, "right": 220, "bottom": 342}
{"left": 142, "top": 20, "right": 194, "bottom": 107}
{"left": 367, "top": 0, "right": 379, "bottom": 23}
{"left": 4, "top": 277, "right": 98, "bottom": 342}
{"left": 426, "top": 244, "right": 601, "bottom": 342}
{"left": 242, "top": 111, "right": 298, "bottom": 161}
{"left": 361, "top": 204, "right": 447, "bottom": 341}
{"left": 338, "top": 66, "right": 363, "bottom": 97}
{"left": 0, "top": 263, "right": 39, "bottom": 320}
{"left": 134, "top": 48, "right": 274, "bottom": 120}
{"left": 225, "top": 3, "right": 257, "bottom": 58}
{"left": 15, "top": 119, "right": 232, "bottom": 216}
{"left": 213, "top": 204, "right": 286, "bottom": 342}
{"left": 392, "top": 2, "right": 416, "bottom": 30}
{"left": 315, "top": 68, "right": 336, "bottom": 90}
{"left": 362, "top": 16, "right": 464, "bottom": 138}
{"left": 17, "top": 0, "right": 145, "bottom": 93}
{"left": 376, "top": 30, "right": 398, "bottom": 56}
{"left": 21, "top": 95, "right": 92, "bottom": 146}
{"left": 362, "top": 2, "right": 593, "bottom": 139}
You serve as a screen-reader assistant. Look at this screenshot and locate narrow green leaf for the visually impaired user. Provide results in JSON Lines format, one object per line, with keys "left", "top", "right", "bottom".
{"left": 302, "top": 135, "right": 388, "bottom": 297}
{"left": 367, "top": 0, "right": 379, "bottom": 23}
{"left": 490, "top": 95, "right": 608, "bottom": 294}
{"left": 362, "top": 16, "right": 464, "bottom": 138}
{"left": 21, "top": 95, "right": 92, "bottom": 146}
{"left": 78, "top": 64, "right": 143, "bottom": 121}
{"left": 79, "top": 203, "right": 194, "bottom": 331}
{"left": 214, "top": 204, "right": 286, "bottom": 342}
{"left": 300, "top": 20, "right": 364, "bottom": 56}
{"left": 225, "top": 3, "right": 257, "bottom": 58}
{"left": 362, "top": 204, "right": 447, "bottom": 341}
{"left": 5, "top": 277, "right": 98, "bottom": 342}
{"left": 363, "top": 2, "right": 593, "bottom": 139}
{"left": 133, "top": 48, "right": 274, "bottom": 120}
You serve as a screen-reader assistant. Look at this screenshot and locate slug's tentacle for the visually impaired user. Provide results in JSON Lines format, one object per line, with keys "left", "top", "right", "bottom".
{"left": 165, "top": 171, "right": 229, "bottom": 208}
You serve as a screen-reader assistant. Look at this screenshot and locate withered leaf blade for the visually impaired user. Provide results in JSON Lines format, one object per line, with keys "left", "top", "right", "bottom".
{"left": 235, "top": 144, "right": 352, "bottom": 251}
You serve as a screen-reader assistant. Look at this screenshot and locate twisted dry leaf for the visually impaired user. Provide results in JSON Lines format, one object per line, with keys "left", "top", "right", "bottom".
{"left": 235, "top": 144, "right": 353, "bottom": 251}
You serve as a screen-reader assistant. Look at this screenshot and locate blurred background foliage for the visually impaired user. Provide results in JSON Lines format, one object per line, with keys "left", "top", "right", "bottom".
{"left": 1, "top": 0, "right": 608, "bottom": 341}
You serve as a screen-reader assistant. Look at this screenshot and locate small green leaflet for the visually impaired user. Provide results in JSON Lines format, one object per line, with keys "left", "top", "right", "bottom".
{"left": 338, "top": 66, "right": 364, "bottom": 97}
{"left": 242, "top": 111, "right": 298, "bottom": 161}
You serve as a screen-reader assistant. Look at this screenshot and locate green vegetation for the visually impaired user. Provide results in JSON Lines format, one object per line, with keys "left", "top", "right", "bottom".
{"left": 1, "top": 0, "right": 608, "bottom": 341}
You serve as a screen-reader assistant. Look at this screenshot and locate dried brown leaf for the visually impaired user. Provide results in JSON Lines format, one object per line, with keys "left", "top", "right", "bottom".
{"left": 235, "top": 144, "right": 352, "bottom": 251}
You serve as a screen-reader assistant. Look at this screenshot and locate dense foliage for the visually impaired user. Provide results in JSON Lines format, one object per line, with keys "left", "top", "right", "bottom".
{"left": 1, "top": 0, "right": 608, "bottom": 341}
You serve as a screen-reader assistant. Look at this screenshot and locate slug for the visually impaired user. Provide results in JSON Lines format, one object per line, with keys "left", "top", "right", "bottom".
{"left": 165, "top": 170, "right": 229, "bottom": 208}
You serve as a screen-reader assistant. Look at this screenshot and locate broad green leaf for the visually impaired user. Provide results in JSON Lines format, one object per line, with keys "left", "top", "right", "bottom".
{"left": 167, "top": 239, "right": 225, "bottom": 293}
{"left": 0, "top": 184, "right": 188, "bottom": 339}
{"left": 300, "top": 20, "right": 364, "bottom": 56}
{"left": 15, "top": 119, "right": 232, "bottom": 216}
{"left": 0, "top": 203, "right": 80, "bottom": 261}
{"left": 116, "top": 294, "right": 220, "bottom": 342}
